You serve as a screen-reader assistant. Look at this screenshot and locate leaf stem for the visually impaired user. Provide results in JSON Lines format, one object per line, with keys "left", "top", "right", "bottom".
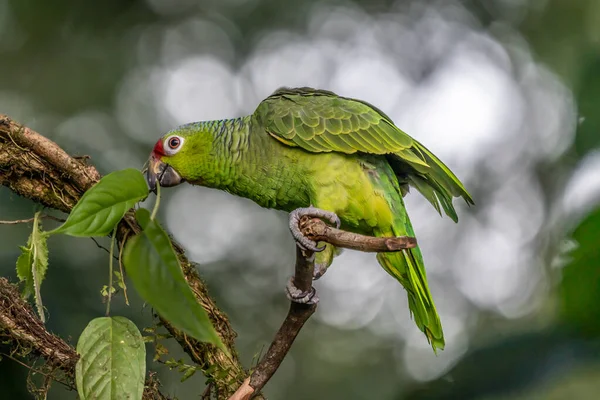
{"left": 118, "top": 231, "right": 130, "bottom": 306}
{"left": 106, "top": 226, "right": 117, "bottom": 316}
{"left": 151, "top": 181, "right": 161, "bottom": 221}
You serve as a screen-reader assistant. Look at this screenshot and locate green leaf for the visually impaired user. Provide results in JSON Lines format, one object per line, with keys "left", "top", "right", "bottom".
{"left": 76, "top": 316, "right": 146, "bottom": 400}
{"left": 31, "top": 226, "right": 49, "bottom": 322}
{"left": 50, "top": 169, "right": 148, "bottom": 237}
{"left": 123, "top": 208, "right": 225, "bottom": 350}
{"left": 15, "top": 212, "right": 49, "bottom": 321}
{"left": 16, "top": 245, "right": 33, "bottom": 298}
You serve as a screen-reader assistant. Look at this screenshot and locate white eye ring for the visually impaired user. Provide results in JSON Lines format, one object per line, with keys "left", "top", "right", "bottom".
{"left": 163, "top": 135, "right": 184, "bottom": 155}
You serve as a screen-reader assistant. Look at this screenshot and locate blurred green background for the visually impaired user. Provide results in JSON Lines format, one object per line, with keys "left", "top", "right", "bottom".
{"left": 1, "top": 0, "right": 600, "bottom": 398}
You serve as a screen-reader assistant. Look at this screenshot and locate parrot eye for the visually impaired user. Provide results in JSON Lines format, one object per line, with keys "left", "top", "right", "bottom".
{"left": 168, "top": 137, "right": 180, "bottom": 149}
{"left": 163, "top": 135, "right": 184, "bottom": 155}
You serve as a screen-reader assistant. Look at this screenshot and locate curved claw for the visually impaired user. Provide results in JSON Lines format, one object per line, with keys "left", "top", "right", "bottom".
{"left": 286, "top": 277, "right": 319, "bottom": 305}
{"left": 289, "top": 206, "right": 341, "bottom": 253}
{"left": 329, "top": 213, "right": 342, "bottom": 229}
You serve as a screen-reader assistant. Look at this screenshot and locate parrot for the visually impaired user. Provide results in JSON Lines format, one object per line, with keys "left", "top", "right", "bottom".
{"left": 146, "top": 87, "right": 473, "bottom": 352}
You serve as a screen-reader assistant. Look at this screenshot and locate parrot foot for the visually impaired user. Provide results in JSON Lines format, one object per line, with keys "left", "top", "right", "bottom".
{"left": 289, "top": 206, "right": 341, "bottom": 252}
{"left": 286, "top": 277, "right": 319, "bottom": 305}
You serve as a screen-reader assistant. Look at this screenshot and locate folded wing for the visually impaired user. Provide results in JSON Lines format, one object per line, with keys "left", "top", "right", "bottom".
{"left": 254, "top": 87, "right": 474, "bottom": 221}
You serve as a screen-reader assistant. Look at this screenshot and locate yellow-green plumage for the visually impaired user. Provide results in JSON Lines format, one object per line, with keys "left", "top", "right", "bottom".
{"left": 155, "top": 87, "right": 474, "bottom": 352}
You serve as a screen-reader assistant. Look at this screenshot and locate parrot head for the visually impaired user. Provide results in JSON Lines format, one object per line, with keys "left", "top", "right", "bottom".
{"left": 146, "top": 125, "right": 214, "bottom": 193}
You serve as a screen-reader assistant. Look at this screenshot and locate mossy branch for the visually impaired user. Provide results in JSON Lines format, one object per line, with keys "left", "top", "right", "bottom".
{"left": 0, "top": 114, "right": 247, "bottom": 399}
{"left": 0, "top": 277, "right": 168, "bottom": 399}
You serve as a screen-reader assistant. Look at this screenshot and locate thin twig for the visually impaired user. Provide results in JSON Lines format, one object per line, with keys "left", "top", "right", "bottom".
{"left": 0, "top": 352, "right": 75, "bottom": 391}
{"left": 300, "top": 216, "right": 417, "bottom": 252}
{"left": 0, "top": 215, "right": 65, "bottom": 225}
{"left": 0, "top": 218, "right": 36, "bottom": 225}
{"left": 150, "top": 182, "right": 161, "bottom": 221}
{"left": 6, "top": 125, "right": 27, "bottom": 151}
{"left": 118, "top": 231, "right": 130, "bottom": 305}
{"left": 230, "top": 246, "right": 317, "bottom": 399}
{"left": 106, "top": 226, "right": 117, "bottom": 316}
{"left": 201, "top": 382, "right": 214, "bottom": 400}
{"left": 90, "top": 237, "right": 119, "bottom": 261}
{"left": 254, "top": 247, "right": 317, "bottom": 392}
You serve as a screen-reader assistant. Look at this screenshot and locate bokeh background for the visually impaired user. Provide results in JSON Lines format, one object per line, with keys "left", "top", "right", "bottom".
{"left": 1, "top": 0, "right": 600, "bottom": 398}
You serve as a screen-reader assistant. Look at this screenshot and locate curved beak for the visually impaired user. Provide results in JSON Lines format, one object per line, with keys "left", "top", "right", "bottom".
{"left": 147, "top": 155, "right": 183, "bottom": 193}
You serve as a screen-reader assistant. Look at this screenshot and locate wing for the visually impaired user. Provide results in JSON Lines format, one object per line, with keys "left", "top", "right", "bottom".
{"left": 254, "top": 87, "right": 474, "bottom": 221}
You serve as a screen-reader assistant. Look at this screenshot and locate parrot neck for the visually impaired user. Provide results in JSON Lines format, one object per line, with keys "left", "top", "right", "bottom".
{"left": 199, "top": 115, "right": 253, "bottom": 189}
{"left": 211, "top": 115, "right": 252, "bottom": 162}
{"left": 205, "top": 115, "right": 310, "bottom": 210}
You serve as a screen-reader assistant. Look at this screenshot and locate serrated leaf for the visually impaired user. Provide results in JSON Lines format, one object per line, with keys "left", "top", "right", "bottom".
{"left": 50, "top": 169, "right": 148, "bottom": 237}
{"left": 15, "top": 212, "right": 49, "bottom": 322}
{"left": 76, "top": 316, "right": 146, "bottom": 400}
{"left": 16, "top": 245, "right": 33, "bottom": 298}
{"left": 31, "top": 224, "right": 49, "bottom": 323}
{"left": 123, "top": 208, "right": 225, "bottom": 351}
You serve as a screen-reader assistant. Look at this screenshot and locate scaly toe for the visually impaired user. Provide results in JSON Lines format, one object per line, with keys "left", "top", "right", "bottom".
{"left": 291, "top": 229, "right": 323, "bottom": 253}
{"left": 285, "top": 277, "right": 319, "bottom": 305}
{"left": 306, "top": 206, "right": 340, "bottom": 228}
{"left": 289, "top": 208, "right": 328, "bottom": 252}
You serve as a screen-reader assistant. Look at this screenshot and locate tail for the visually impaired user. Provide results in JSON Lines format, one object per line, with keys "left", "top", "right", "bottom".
{"left": 376, "top": 223, "right": 445, "bottom": 353}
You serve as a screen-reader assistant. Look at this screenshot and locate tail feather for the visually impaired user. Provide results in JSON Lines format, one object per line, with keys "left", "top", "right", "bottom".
{"left": 376, "top": 220, "right": 445, "bottom": 353}
{"left": 377, "top": 250, "right": 444, "bottom": 352}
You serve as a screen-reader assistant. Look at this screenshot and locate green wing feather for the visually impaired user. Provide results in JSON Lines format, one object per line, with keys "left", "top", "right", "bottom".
{"left": 254, "top": 87, "right": 474, "bottom": 221}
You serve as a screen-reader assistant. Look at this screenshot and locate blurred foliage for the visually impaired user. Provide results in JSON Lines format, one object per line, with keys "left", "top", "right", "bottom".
{"left": 560, "top": 208, "right": 600, "bottom": 338}
{"left": 574, "top": 57, "right": 600, "bottom": 157}
{"left": 2, "top": 0, "right": 600, "bottom": 399}
{"left": 408, "top": 200, "right": 600, "bottom": 399}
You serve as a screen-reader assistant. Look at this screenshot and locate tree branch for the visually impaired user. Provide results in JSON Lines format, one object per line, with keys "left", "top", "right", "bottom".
{"left": 229, "top": 219, "right": 417, "bottom": 399}
{"left": 0, "top": 115, "right": 246, "bottom": 398}
{"left": 0, "top": 277, "right": 169, "bottom": 399}
{"left": 300, "top": 217, "right": 417, "bottom": 252}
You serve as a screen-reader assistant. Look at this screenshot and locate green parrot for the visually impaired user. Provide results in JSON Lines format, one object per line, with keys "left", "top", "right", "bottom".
{"left": 146, "top": 87, "right": 473, "bottom": 352}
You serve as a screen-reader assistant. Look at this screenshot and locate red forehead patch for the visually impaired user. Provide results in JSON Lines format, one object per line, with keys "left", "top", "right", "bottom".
{"left": 152, "top": 139, "right": 165, "bottom": 156}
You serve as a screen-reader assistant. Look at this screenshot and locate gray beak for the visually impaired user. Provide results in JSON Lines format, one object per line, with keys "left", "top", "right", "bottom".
{"left": 147, "top": 155, "right": 183, "bottom": 193}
